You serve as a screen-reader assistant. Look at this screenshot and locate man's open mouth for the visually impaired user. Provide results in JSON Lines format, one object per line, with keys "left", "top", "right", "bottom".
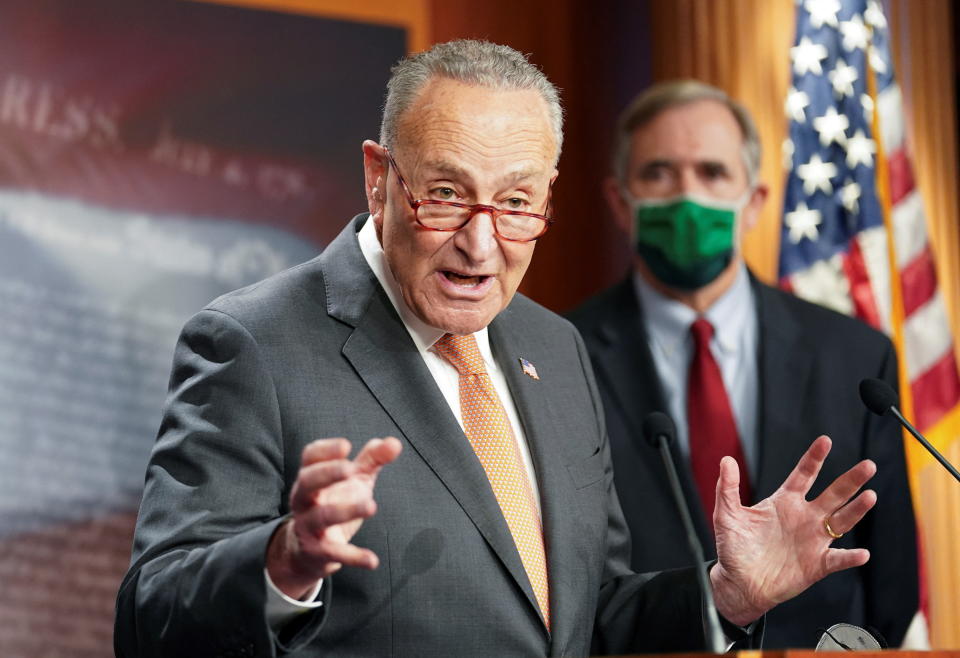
{"left": 443, "top": 271, "right": 490, "bottom": 287}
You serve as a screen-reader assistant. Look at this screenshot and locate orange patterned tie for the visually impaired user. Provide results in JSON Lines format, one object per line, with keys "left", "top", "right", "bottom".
{"left": 433, "top": 333, "right": 550, "bottom": 629}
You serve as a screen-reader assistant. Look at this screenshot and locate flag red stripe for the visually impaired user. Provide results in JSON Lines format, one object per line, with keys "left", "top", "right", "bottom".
{"left": 911, "top": 349, "right": 960, "bottom": 432}
{"left": 900, "top": 246, "right": 939, "bottom": 318}
{"left": 887, "top": 147, "right": 916, "bottom": 206}
{"left": 842, "top": 241, "right": 882, "bottom": 329}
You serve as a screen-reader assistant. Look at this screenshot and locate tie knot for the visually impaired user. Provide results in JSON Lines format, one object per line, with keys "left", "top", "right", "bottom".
{"left": 690, "top": 317, "right": 714, "bottom": 346}
{"left": 433, "top": 333, "right": 486, "bottom": 375}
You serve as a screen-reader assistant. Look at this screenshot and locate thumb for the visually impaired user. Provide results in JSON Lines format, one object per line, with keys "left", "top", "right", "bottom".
{"left": 715, "top": 456, "right": 743, "bottom": 521}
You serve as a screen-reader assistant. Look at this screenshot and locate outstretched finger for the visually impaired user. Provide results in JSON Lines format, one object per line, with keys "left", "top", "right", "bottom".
{"left": 301, "top": 438, "right": 352, "bottom": 466}
{"left": 823, "top": 546, "right": 870, "bottom": 575}
{"left": 354, "top": 436, "right": 403, "bottom": 476}
{"left": 812, "top": 459, "right": 876, "bottom": 513}
{"left": 823, "top": 489, "right": 877, "bottom": 538}
{"left": 780, "top": 435, "right": 832, "bottom": 495}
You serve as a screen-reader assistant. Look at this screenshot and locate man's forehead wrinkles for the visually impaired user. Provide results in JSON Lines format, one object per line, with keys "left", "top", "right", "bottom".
{"left": 418, "top": 158, "right": 540, "bottom": 180}
{"left": 402, "top": 136, "right": 552, "bottom": 184}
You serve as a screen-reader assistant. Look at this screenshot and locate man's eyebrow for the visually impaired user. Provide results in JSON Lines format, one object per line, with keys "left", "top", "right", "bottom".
{"left": 639, "top": 158, "right": 674, "bottom": 168}
{"left": 501, "top": 169, "right": 541, "bottom": 186}
{"left": 637, "top": 158, "right": 730, "bottom": 170}
{"left": 420, "top": 160, "right": 470, "bottom": 179}
{"left": 634, "top": 158, "right": 676, "bottom": 174}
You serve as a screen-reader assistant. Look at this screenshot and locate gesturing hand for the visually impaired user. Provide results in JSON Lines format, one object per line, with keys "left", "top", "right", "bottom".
{"left": 267, "top": 436, "right": 403, "bottom": 599}
{"left": 709, "top": 435, "right": 876, "bottom": 626}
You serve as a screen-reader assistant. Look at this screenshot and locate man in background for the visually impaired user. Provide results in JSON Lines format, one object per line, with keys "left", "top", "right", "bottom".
{"left": 569, "top": 80, "right": 918, "bottom": 647}
{"left": 116, "top": 48, "right": 883, "bottom": 656}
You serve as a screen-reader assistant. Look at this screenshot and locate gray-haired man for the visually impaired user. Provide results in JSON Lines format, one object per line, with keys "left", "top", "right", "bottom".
{"left": 117, "top": 47, "right": 881, "bottom": 656}
{"left": 570, "top": 80, "right": 918, "bottom": 647}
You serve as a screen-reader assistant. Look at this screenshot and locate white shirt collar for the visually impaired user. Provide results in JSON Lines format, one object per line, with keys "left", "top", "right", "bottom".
{"left": 356, "top": 216, "right": 496, "bottom": 362}
{"left": 705, "top": 264, "right": 753, "bottom": 353}
{"left": 633, "top": 263, "right": 753, "bottom": 355}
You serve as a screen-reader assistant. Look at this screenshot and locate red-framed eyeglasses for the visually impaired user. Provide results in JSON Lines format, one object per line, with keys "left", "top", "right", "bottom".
{"left": 384, "top": 147, "right": 554, "bottom": 242}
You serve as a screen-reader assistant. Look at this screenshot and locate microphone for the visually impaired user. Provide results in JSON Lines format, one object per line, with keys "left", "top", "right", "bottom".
{"left": 859, "top": 378, "right": 960, "bottom": 482}
{"left": 815, "top": 623, "right": 885, "bottom": 650}
{"left": 642, "top": 412, "right": 726, "bottom": 653}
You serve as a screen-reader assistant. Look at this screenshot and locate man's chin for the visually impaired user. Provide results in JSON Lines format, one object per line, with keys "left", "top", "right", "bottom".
{"left": 435, "top": 316, "right": 494, "bottom": 337}
{"left": 419, "top": 304, "right": 498, "bottom": 336}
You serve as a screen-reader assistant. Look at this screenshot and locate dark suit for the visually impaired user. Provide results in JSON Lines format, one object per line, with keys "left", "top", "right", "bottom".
{"left": 569, "top": 274, "right": 918, "bottom": 647}
{"left": 115, "top": 216, "right": 742, "bottom": 657}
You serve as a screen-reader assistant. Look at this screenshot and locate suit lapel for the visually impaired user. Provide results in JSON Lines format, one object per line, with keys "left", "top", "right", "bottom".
{"left": 323, "top": 217, "right": 542, "bottom": 630}
{"left": 753, "top": 279, "right": 813, "bottom": 498}
{"left": 588, "top": 280, "right": 661, "bottom": 443}
{"left": 489, "top": 309, "right": 579, "bottom": 639}
{"left": 587, "top": 278, "right": 713, "bottom": 543}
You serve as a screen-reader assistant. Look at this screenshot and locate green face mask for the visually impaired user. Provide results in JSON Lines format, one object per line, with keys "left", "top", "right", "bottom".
{"left": 629, "top": 193, "right": 745, "bottom": 290}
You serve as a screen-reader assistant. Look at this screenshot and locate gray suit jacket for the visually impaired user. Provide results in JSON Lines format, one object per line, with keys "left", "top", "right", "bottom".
{"left": 115, "top": 215, "right": 720, "bottom": 657}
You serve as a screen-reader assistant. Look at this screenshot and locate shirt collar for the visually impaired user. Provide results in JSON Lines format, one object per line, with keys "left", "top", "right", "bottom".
{"left": 705, "top": 264, "right": 753, "bottom": 353}
{"left": 356, "top": 216, "right": 495, "bottom": 362}
{"left": 633, "top": 263, "right": 753, "bottom": 355}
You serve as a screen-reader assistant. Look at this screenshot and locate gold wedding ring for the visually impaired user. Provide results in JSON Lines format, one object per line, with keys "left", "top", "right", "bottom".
{"left": 823, "top": 516, "right": 843, "bottom": 539}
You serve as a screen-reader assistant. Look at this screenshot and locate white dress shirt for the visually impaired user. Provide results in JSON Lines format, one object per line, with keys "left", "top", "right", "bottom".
{"left": 633, "top": 264, "right": 760, "bottom": 480}
{"left": 265, "top": 217, "right": 541, "bottom": 627}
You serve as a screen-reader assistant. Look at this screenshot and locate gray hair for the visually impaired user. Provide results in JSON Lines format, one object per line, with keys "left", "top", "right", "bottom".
{"left": 380, "top": 39, "right": 564, "bottom": 162}
{"left": 612, "top": 80, "right": 761, "bottom": 186}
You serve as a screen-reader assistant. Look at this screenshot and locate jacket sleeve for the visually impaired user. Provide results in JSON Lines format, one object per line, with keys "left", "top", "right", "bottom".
{"left": 114, "top": 309, "right": 327, "bottom": 658}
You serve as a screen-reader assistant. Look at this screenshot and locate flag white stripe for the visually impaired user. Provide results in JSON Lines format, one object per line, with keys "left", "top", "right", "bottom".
{"left": 904, "top": 291, "right": 954, "bottom": 380}
{"left": 877, "top": 83, "right": 905, "bottom": 154}
{"left": 856, "top": 225, "right": 893, "bottom": 334}
{"left": 891, "top": 190, "right": 928, "bottom": 268}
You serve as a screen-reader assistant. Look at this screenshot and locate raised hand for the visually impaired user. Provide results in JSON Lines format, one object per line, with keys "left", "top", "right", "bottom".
{"left": 709, "top": 435, "right": 876, "bottom": 626}
{"left": 267, "top": 437, "right": 403, "bottom": 599}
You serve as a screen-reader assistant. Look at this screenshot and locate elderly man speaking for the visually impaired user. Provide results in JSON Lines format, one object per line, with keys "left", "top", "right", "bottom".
{"left": 116, "top": 41, "right": 878, "bottom": 657}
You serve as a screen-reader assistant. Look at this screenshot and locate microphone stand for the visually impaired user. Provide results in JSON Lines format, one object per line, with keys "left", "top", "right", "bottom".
{"left": 654, "top": 434, "right": 727, "bottom": 653}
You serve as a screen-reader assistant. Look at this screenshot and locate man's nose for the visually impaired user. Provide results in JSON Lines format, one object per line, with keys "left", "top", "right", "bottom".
{"left": 455, "top": 208, "right": 500, "bottom": 261}
{"left": 678, "top": 167, "right": 701, "bottom": 196}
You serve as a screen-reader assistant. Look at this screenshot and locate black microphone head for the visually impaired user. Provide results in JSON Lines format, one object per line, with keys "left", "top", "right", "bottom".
{"left": 859, "top": 378, "right": 899, "bottom": 416}
{"left": 642, "top": 411, "right": 676, "bottom": 448}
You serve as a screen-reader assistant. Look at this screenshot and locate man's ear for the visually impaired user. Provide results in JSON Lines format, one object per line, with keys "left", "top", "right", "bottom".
{"left": 604, "top": 176, "right": 632, "bottom": 236}
{"left": 741, "top": 182, "right": 769, "bottom": 233}
{"left": 362, "top": 140, "right": 387, "bottom": 222}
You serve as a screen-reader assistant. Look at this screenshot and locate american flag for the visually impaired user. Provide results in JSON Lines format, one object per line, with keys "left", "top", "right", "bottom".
{"left": 779, "top": 0, "right": 960, "bottom": 434}
{"left": 519, "top": 357, "right": 540, "bottom": 381}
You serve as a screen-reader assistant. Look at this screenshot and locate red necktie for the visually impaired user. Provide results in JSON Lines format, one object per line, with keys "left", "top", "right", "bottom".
{"left": 687, "top": 317, "right": 751, "bottom": 522}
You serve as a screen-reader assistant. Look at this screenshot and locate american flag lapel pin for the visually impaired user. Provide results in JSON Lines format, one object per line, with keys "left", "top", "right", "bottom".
{"left": 519, "top": 357, "right": 539, "bottom": 380}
